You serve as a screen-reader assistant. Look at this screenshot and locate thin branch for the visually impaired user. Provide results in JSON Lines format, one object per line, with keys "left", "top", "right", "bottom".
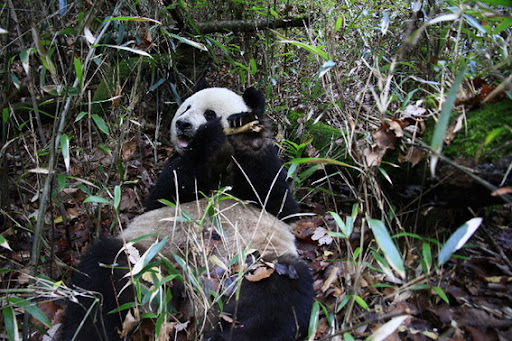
{"left": 195, "top": 16, "right": 309, "bottom": 34}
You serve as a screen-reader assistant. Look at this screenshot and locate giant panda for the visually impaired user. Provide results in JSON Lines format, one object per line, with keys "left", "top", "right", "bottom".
{"left": 143, "top": 86, "right": 298, "bottom": 221}
{"left": 62, "top": 87, "right": 313, "bottom": 340}
{"left": 62, "top": 198, "right": 313, "bottom": 340}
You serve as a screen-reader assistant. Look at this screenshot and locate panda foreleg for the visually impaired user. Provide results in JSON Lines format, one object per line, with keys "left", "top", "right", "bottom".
{"left": 208, "top": 256, "right": 313, "bottom": 341}
{"left": 62, "top": 238, "right": 133, "bottom": 341}
{"left": 145, "top": 118, "right": 233, "bottom": 211}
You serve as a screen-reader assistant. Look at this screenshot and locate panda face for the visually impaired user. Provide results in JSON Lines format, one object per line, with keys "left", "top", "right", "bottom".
{"left": 171, "top": 88, "right": 251, "bottom": 154}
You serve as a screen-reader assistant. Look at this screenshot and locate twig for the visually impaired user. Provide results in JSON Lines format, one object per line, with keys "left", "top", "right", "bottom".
{"left": 223, "top": 120, "right": 263, "bottom": 135}
{"left": 195, "top": 16, "right": 309, "bottom": 34}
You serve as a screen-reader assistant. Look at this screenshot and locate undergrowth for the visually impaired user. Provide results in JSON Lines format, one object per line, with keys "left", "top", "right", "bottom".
{"left": 1, "top": 0, "right": 511, "bottom": 340}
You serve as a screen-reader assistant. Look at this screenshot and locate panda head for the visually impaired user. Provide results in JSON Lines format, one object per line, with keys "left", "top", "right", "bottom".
{"left": 170, "top": 87, "right": 265, "bottom": 154}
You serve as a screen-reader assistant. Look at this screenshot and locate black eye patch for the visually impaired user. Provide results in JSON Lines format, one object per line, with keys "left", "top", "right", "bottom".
{"left": 204, "top": 109, "right": 217, "bottom": 121}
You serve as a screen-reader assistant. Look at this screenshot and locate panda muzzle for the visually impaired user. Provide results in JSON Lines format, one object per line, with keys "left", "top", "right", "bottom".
{"left": 177, "top": 135, "right": 192, "bottom": 148}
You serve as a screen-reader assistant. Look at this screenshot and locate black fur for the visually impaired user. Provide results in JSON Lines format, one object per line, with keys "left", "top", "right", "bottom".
{"left": 206, "top": 256, "right": 313, "bottom": 341}
{"left": 64, "top": 242, "right": 312, "bottom": 341}
{"left": 144, "top": 87, "right": 298, "bottom": 220}
{"left": 62, "top": 239, "right": 133, "bottom": 341}
{"left": 144, "top": 117, "right": 233, "bottom": 208}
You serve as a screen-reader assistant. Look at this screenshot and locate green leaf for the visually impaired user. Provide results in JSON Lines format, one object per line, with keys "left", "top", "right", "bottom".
{"left": 2, "top": 306, "right": 19, "bottom": 341}
{"left": 308, "top": 300, "right": 320, "bottom": 340}
{"left": 334, "top": 16, "right": 344, "bottom": 33}
{"left": 422, "top": 242, "right": 432, "bottom": 273}
{"left": 438, "top": 217, "right": 482, "bottom": 266}
{"left": 20, "top": 47, "right": 35, "bottom": 75}
{"left": 74, "top": 57, "right": 83, "bottom": 89}
{"left": 249, "top": 58, "right": 257, "bottom": 75}
{"left": 2, "top": 108, "right": 8, "bottom": 124}
{"left": 107, "top": 301, "right": 137, "bottom": 314}
{"left": 329, "top": 211, "right": 352, "bottom": 238}
{"left": 142, "top": 237, "right": 168, "bottom": 270}
{"left": 0, "top": 235, "right": 13, "bottom": 251}
{"left": 430, "top": 64, "right": 466, "bottom": 176}
{"left": 60, "top": 134, "right": 70, "bottom": 173}
{"left": 83, "top": 195, "right": 110, "bottom": 204}
{"left": 6, "top": 297, "right": 51, "bottom": 327}
{"left": 433, "top": 286, "right": 449, "bottom": 304}
{"left": 287, "top": 157, "right": 362, "bottom": 172}
{"left": 484, "top": 127, "right": 505, "bottom": 146}
{"left": 343, "top": 332, "right": 355, "bottom": 341}
{"left": 367, "top": 218, "right": 406, "bottom": 279}
{"left": 353, "top": 295, "right": 369, "bottom": 310}
{"left": 114, "top": 185, "right": 121, "bottom": 211}
{"left": 278, "top": 39, "right": 330, "bottom": 60}
{"left": 74, "top": 111, "right": 88, "bottom": 123}
{"left": 91, "top": 114, "right": 110, "bottom": 134}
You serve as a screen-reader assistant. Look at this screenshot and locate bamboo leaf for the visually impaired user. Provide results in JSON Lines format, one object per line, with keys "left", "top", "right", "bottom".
{"left": 114, "top": 185, "right": 121, "bottom": 211}
{"left": 2, "top": 306, "right": 19, "bottom": 341}
{"left": 367, "top": 218, "right": 406, "bottom": 279}
{"left": 6, "top": 297, "right": 51, "bottom": 327}
{"left": 367, "top": 315, "right": 410, "bottom": 341}
{"left": 438, "top": 217, "right": 482, "bottom": 266}
{"left": 60, "top": 134, "right": 70, "bottom": 173}
{"left": 91, "top": 114, "right": 110, "bottom": 134}
{"left": 83, "top": 196, "right": 110, "bottom": 204}
{"left": 430, "top": 64, "right": 466, "bottom": 176}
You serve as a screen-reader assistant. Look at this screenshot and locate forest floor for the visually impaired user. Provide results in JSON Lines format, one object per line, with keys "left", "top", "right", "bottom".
{"left": 2, "top": 107, "right": 512, "bottom": 340}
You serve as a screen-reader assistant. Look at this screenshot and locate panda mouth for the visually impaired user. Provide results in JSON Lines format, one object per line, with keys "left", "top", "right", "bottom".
{"left": 177, "top": 135, "right": 192, "bottom": 148}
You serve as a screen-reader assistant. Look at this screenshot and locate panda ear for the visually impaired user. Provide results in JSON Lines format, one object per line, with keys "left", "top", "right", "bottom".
{"left": 243, "top": 87, "right": 265, "bottom": 114}
{"left": 193, "top": 80, "right": 210, "bottom": 93}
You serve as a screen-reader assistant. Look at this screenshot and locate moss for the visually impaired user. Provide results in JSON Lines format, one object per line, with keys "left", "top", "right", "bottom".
{"left": 287, "top": 110, "right": 342, "bottom": 151}
{"left": 442, "top": 99, "right": 512, "bottom": 161}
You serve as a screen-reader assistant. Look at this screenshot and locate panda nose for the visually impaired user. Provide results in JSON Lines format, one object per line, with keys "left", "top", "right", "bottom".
{"left": 176, "top": 120, "right": 192, "bottom": 132}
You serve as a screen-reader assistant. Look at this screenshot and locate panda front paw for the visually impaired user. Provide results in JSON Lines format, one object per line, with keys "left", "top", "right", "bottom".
{"left": 227, "top": 111, "right": 260, "bottom": 128}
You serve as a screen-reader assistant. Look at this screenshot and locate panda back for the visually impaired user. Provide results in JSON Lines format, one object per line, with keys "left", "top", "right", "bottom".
{"left": 121, "top": 199, "right": 297, "bottom": 261}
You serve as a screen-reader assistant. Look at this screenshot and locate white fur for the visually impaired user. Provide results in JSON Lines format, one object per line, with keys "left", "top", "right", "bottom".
{"left": 121, "top": 199, "right": 297, "bottom": 262}
{"left": 171, "top": 88, "right": 250, "bottom": 154}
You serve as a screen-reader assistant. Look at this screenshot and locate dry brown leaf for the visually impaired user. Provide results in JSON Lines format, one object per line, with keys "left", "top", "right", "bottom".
{"left": 220, "top": 313, "right": 234, "bottom": 323}
{"left": 383, "top": 118, "right": 404, "bottom": 137}
{"left": 119, "top": 310, "right": 139, "bottom": 338}
{"left": 363, "top": 145, "right": 387, "bottom": 167}
{"left": 112, "top": 85, "right": 122, "bottom": 107}
{"left": 399, "top": 146, "right": 426, "bottom": 167}
{"left": 245, "top": 265, "right": 274, "bottom": 282}
{"left": 491, "top": 187, "right": 512, "bottom": 196}
{"left": 122, "top": 140, "right": 137, "bottom": 162}
{"left": 119, "top": 187, "right": 138, "bottom": 211}
{"left": 373, "top": 129, "right": 396, "bottom": 150}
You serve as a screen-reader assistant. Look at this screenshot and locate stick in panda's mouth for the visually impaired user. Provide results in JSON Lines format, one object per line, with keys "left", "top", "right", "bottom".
{"left": 223, "top": 120, "right": 263, "bottom": 136}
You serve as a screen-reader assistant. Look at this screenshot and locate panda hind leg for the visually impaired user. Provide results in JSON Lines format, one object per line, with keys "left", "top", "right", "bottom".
{"left": 208, "top": 255, "right": 313, "bottom": 341}
{"left": 61, "top": 238, "right": 134, "bottom": 341}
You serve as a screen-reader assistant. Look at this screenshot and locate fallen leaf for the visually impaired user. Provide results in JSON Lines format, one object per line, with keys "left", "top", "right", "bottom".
{"left": 119, "top": 310, "right": 139, "bottom": 338}
{"left": 491, "top": 187, "right": 512, "bottom": 196}
{"left": 399, "top": 146, "right": 427, "bottom": 167}
{"left": 245, "top": 265, "right": 274, "bottom": 282}
{"left": 401, "top": 103, "right": 427, "bottom": 119}
{"left": 122, "top": 140, "right": 138, "bottom": 162}
{"left": 363, "top": 145, "right": 387, "bottom": 167}
{"left": 311, "top": 227, "right": 333, "bottom": 245}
